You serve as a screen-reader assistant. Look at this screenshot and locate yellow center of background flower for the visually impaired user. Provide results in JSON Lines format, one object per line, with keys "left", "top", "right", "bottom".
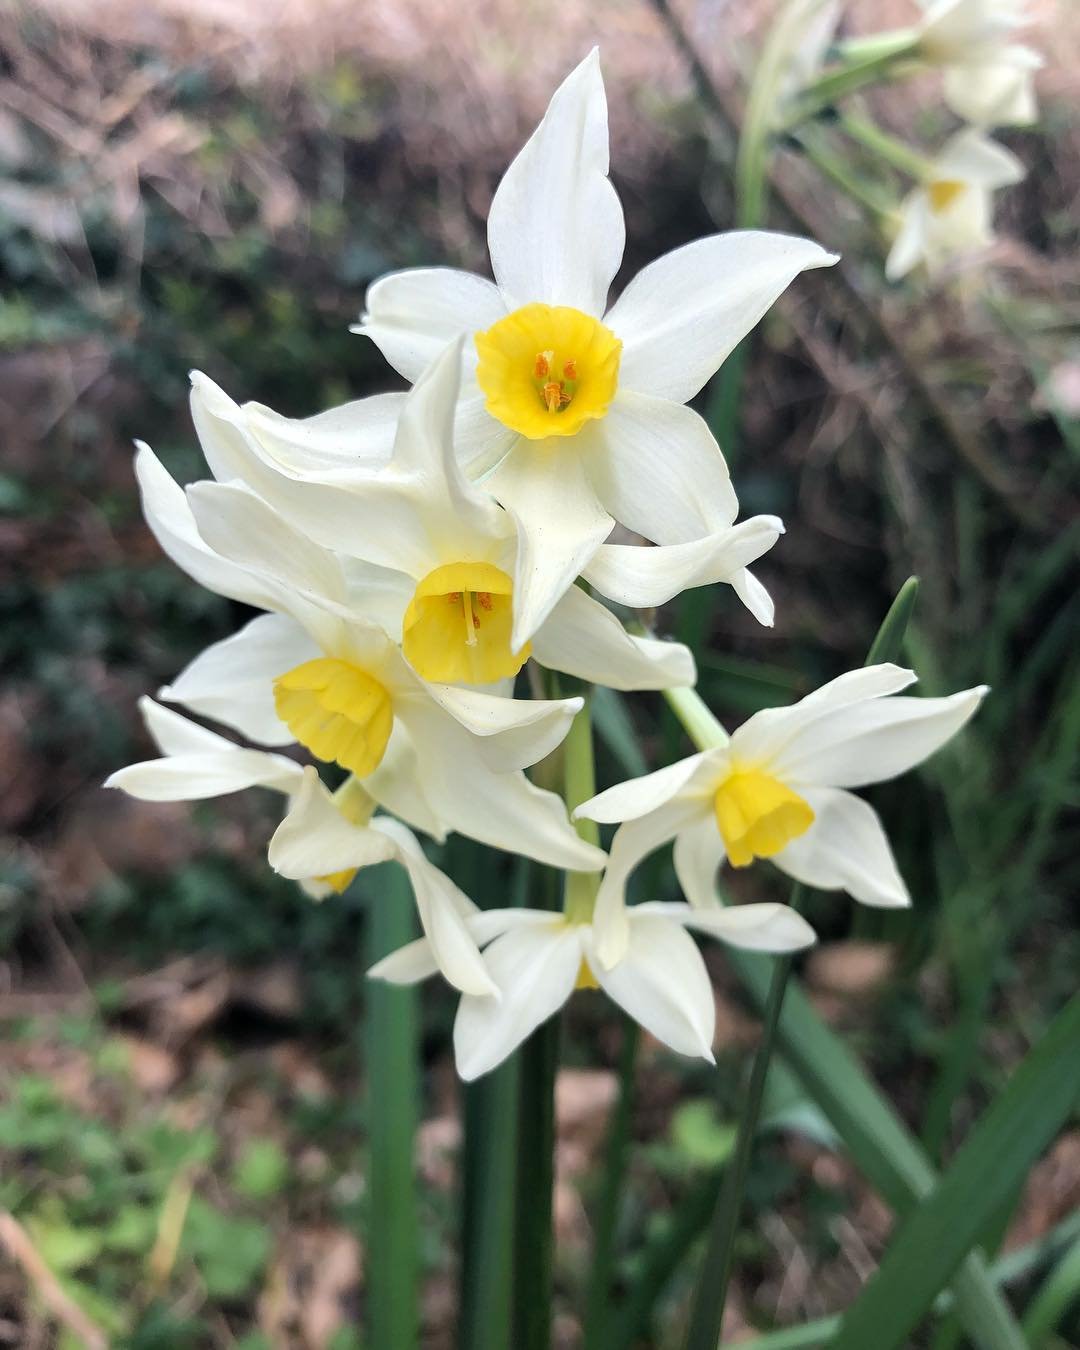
{"left": 402, "top": 562, "right": 531, "bottom": 685}
{"left": 273, "top": 658, "right": 393, "bottom": 778}
{"left": 474, "top": 302, "right": 622, "bottom": 440}
{"left": 713, "top": 768, "right": 815, "bottom": 868}
{"left": 928, "top": 179, "right": 966, "bottom": 214}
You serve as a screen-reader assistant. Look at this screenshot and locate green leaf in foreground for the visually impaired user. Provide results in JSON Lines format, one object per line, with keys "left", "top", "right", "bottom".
{"left": 829, "top": 993, "right": 1080, "bottom": 1350}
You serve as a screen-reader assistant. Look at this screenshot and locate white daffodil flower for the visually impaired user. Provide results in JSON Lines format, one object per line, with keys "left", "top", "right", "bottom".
{"left": 576, "top": 665, "right": 987, "bottom": 967}
{"left": 129, "top": 441, "right": 605, "bottom": 874}
{"left": 106, "top": 700, "right": 498, "bottom": 996}
{"left": 885, "top": 128, "right": 1024, "bottom": 281}
{"left": 353, "top": 49, "right": 836, "bottom": 640}
{"left": 189, "top": 340, "right": 701, "bottom": 678}
{"left": 917, "top": 0, "right": 1043, "bottom": 126}
{"left": 368, "top": 899, "right": 814, "bottom": 1081}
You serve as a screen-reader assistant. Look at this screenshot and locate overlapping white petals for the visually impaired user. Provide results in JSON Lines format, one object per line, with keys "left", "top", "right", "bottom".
{"left": 917, "top": 0, "right": 1042, "bottom": 126}
{"left": 105, "top": 698, "right": 303, "bottom": 801}
{"left": 354, "top": 267, "right": 506, "bottom": 380}
{"left": 530, "top": 584, "right": 696, "bottom": 691}
{"left": 582, "top": 516, "right": 783, "bottom": 613}
{"left": 580, "top": 394, "right": 738, "bottom": 545}
{"left": 269, "top": 768, "right": 497, "bottom": 996}
{"left": 773, "top": 788, "right": 910, "bottom": 908}
{"left": 605, "top": 231, "right": 839, "bottom": 405}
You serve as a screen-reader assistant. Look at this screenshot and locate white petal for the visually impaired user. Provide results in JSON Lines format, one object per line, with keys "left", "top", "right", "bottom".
{"left": 576, "top": 751, "right": 722, "bottom": 824}
{"left": 672, "top": 814, "right": 727, "bottom": 909}
{"left": 934, "top": 127, "right": 1025, "bottom": 188}
{"left": 486, "top": 49, "right": 624, "bottom": 315}
{"left": 639, "top": 899, "right": 817, "bottom": 952}
{"left": 769, "top": 686, "right": 988, "bottom": 788}
{"left": 161, "top": 613, "right": 315, "bottom": 746}
{"left": 403, "top": 702, "right": 606, "bottom": 871}
{"left": 370, "top": 817, "right": 497, "bottom": 997}
{"left": 133, "top": 442, "right": 277, "bottom": 610}
{"left": 585, "top": 917, "right": 715, "bottom": 1060}
{"left": 731, "top": 567, "right": 776, "bottom": 626}
{"left": 106, "top": 750, "right": 302, "bottom": 801}
{"left": 591, "top": 794, "right": 712, "bottom": 968}
{"left": 583, "top": 515, "right": 783, "bottom": 608}
{"left": 137, "top": 695, "right": 237, "bottom": 758}
{"left": 731, "top": 665, "right": 919, "bottom": 767}
{"left": 367, "top": 937, "right": 441, "bottom": 985}
{"left": 605, "top": 230, "right": 838, "bottom": 405}
{"left": 886, "top": 194, "right": 931, "bottom": 282}
{"left": 355, "top": 267, "right": 506, "bottom": 382}
{"left": 416, "top": 683, "right": 582, "bottom": 773}
{"left": 240, "top": 391, "right": 402, "bottom": 475}
{"left": 487, "top": 440, "right": 613, "bottom": 651}
{"left": 363, "top": 722, "right": 448, "bottom": 842}
{"left": 268, "top": 767, "right": 393, "bottom": 879}
{"left": 453, "top": 921, "right": 582, "bottom": 1080}
{"left": 531, "top": 584, "right": 696, "bottom": 690}
{"left": 583, "top": 394, "right": 738, "bottom": 544}
{"left": 772, "top": 787, "right": 911, "bottom": 908}
{"left": 454, "top": 387, "right": 519, "bottom": 478}
{"left": 186, "top": 480, "right": 347, "bottom": 607}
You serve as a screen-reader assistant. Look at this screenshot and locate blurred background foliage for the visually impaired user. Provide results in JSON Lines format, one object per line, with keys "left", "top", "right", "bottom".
{"left": 0, "top": 0, "right": 1078, "bottom": 1345}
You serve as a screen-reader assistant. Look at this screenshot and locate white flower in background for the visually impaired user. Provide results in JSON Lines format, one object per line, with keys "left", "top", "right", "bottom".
{"left": 885, "top": 128, "right": 1024, "bottom": 281}
{"left": 106, "top": 700, "right": 499, "bottom": 996}
{"left": 917, "top": 0, "right": 1043, "bottom": 126}
{"left": 575, "top": 665, "right": 987, "bottom": 966}
{"left": 191, "top": 340, "right": 705, "bottom": 683}
{"left": 354, "top": 49, "right": 836, "bottom": 641}
{"left": 368, "top": 898, "right": 814, "bottom": 1081}
{"left": 127, "top": 440, "right": 605, "bottom": 874}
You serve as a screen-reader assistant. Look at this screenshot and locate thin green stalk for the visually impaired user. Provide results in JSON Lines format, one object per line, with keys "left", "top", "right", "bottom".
{"left": 836, "top": 111, "right": 933, "bottom": 181}
{"left": 564, "top": 694, "right": 602, "bottom": 920}
{"left": 792, "top": 126, "right": 894, "bottom": 219}
{"left": 461, "top": 1063, "right": 519, "bottom": 1350}
{"left": 662, "top": 683, "right": 729, "bottom": 750}
{"left": 513, "top": 859, "right": 560, "bottom": 1350}
{"left": 583, "top": 1018, "right": 640, "bottom": 1349}
{"left": 682, "top": 578, "right": 919, "bottom": 1350}
{"left": 365, "top": 864, "right": 420, "bottom": 1350}
{"left": 683, "top": 902, "right": 805, "bottom": 1350}
{"left": 780, "top": 32, "right": 920, "bottom": 128}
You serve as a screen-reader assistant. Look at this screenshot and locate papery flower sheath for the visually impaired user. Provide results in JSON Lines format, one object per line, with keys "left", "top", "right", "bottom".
{"left": 354, "top": 49, "right": 836, "bottom": 640}
{"left": 576, "top": 665, "right": 987, "bottom": 966}
{"left": 368, "top": 898, "right": 814, "bottom": 1081}
{"left": 124, "top": 440, "right": 604, "bottom": 874}
{"left": 189, "top": 340, "right": 701, "bottom": 681}
{"left": 885, "top": 128, "right": 1024, "bottom": 281}
{"left": 917, "top": 0, "right": 1043, "bottom": 126}
{"left": 106, "top": 700, "right": 498, "bottom": 996}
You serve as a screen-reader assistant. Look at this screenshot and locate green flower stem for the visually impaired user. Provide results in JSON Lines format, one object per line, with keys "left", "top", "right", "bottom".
{"left": 792, "top": 126, "right": 894, "bottom": 219}
{"left": 564, "top": 694, "right": 602, "bottom": 922}
{"left": 461, "top": 1062, "right": 519, "bottom": 1350}
{"left": 582, "top": 1017, "right": 640, "bottom": 1350}
{"left": 681, "top": 578, "right": 919, "bottom": 1350}
{"left": 780, "top": 33, "right": 921, "bottom": 128}
{"left": 836, "top": 111, "right": 934, "bottom": 181}
{"left": 662, "top": 683, "right": 729, "bottom": 751}
{"left": 364, "top": 864, "right": 420, "bottom": 1350}
{"left": 513, "top": 858, "right": 561, "bottom": 1350}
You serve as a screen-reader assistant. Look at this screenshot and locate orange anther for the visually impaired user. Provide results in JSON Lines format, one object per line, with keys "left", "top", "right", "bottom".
{"left": 534, "top": 350, "right": 553, "bottom": 379}
{"left": 477, "top": 592, "right": 494, "bottom": 611}
{"left": 543, "top": 381, "right": 564, "bottom": 413}
{"left": 447, "top": 592, "right": 461, "bottom": 604}
{"left": 562, "top": 359, "right": 577, "bottom": 381}
{"left": 472, "top": 613, "right": 481, "bottom": 628}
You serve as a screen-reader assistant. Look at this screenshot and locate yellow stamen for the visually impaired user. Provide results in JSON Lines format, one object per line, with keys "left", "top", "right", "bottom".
{"left": 474, "top": 302, "right": 622, "bottom": 440}
{"left": 713, "top": 768, "right": 815, "bottom": 868}
{"left": 273, "top": 658, "right": 393, "bottom": 778}
{"left": 403, "top": 561, "right": 531, "bottom": 684}
{"left": 928, "top": 179, "right": 966, "bottom": 214}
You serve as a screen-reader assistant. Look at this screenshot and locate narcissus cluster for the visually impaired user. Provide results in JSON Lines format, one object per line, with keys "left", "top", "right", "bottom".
{"left": 109, "top": 50, "right": 987, "bottom": 1079}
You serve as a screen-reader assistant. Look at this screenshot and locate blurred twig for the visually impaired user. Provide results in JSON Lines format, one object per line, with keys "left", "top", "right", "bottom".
{"left": 0, "top": 1212, "right": 109, "bottom": 1350}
